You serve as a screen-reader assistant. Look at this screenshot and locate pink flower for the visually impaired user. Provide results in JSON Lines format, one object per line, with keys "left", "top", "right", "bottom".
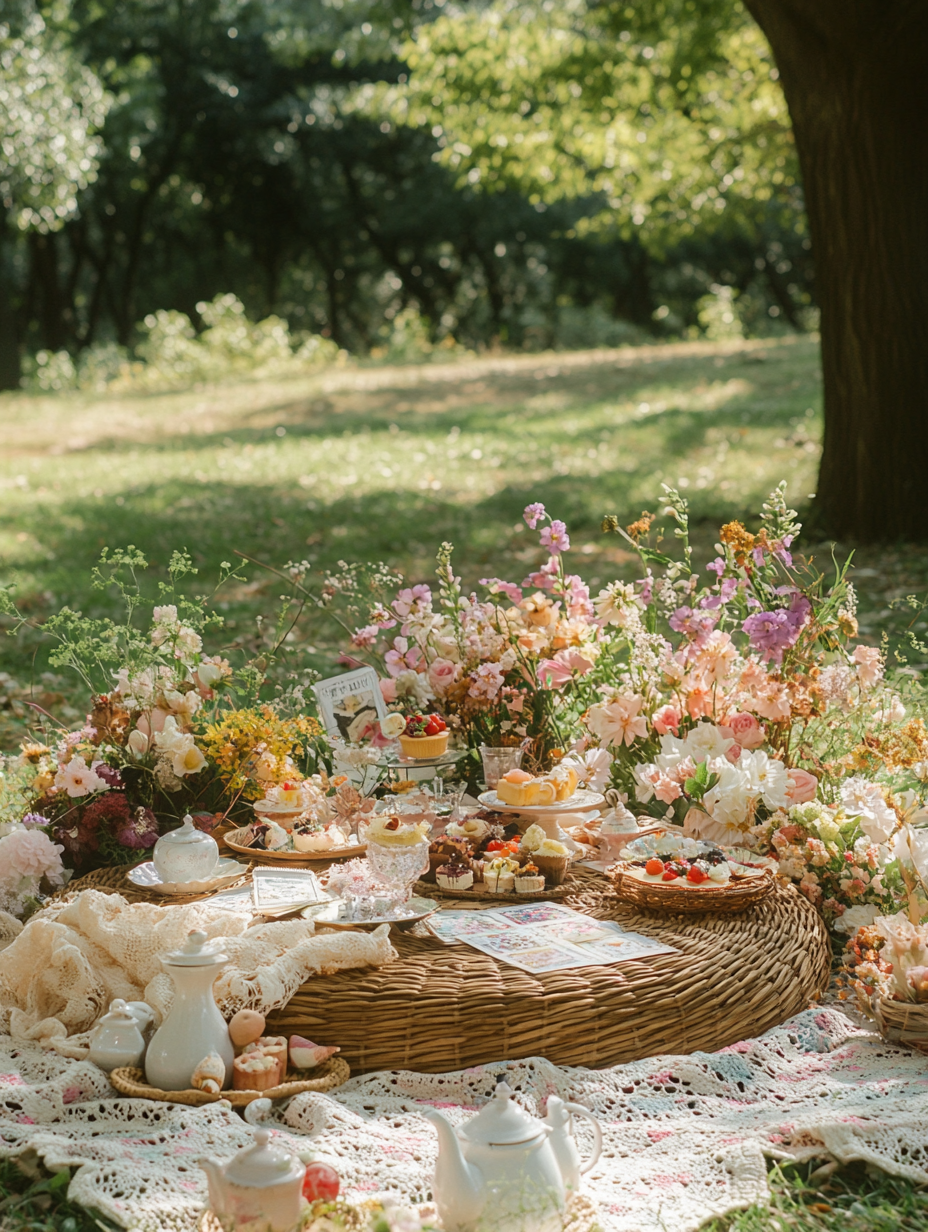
{"left": 540, "top": 519, "right": 570, "bottom": 554}
{"left": 746, "top": 681, "right": 791, "bottom": 722}
{"left": 653, "top": 774, "right": 683, "bottom": 805}
{"left": 379, "top": 677, "right": 397, "bottom": 703}
{"left": 393, "top": 585, "right": 432, "bottom": 618}
{"left": 522, "top": 556, "right": 559, "bottom": 590}
{"left": 480, "top": 578, "right": 524, "bottom": 605}
{"left": 53, "top": 757, "right": 108, "bottom": 798}
{"left": 351, "top": 624, "right": 379, "bottom": 649}
{"left": 428, "top": 658, "right": 458, "bottom": 695}
{"left": 523, "top": 502, "right": 546, "bottom": 529}
{"left": 725, "top": 743, "right": 742, "bottom": 762}
{"left": 852, "top": 645, "right": 883, "bottom": 689}
{"left": 785, "top": 769, "right": 819, "bottom": 804}
{"left": 564, "top": 574, "right": 594, "bottom": 619}
{"left": 537, "top": 658, "right": 574, "bottom": 690}
{"left": 722, "top": 712, "right": 766, "bottom": 749}
{"left": 369, "top": 605, "right": 397, "bottom": 630}
{"left": 0, "top": 828, "right": 64, "bottom": 882}
{"left": 652, "top": 705, "right": 681, "bottom": 736}
{"left": 468, "top": 663, "right": 506, "bottom": 700}
{"left": 587, "top": 694, "right": 649, "bottom": 748}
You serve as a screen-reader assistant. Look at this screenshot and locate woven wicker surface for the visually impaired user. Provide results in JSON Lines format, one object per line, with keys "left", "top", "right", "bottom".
{"left": 874, "top": 991, "right": 928, "bottom": 1054}
{"left": 59, "top": 865, "right": 830, "bottom": 1075}
{"left": 109, "top": 1056, "right": 349, "bottom": 1105}
{"left": 50, "top": 862, "right": 253, "bottom": 905}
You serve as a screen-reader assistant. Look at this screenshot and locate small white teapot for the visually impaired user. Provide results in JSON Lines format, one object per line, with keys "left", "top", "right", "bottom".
{"left": 88, "top": 999, "right": 147, "bottom": 1072}
{"left": 152, "top": 814, "right": 219, "bottom": 884}
{"left": 200, "top": 1127, "right": 305, "bottom": 1232}
{"left": 424, "top": 1081, "right": 602, "bottom": 1232}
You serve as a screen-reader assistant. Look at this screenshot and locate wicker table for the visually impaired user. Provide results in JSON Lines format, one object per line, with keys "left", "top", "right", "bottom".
{"left": 60, "top": 862, "right": 830, "bottom": 1075}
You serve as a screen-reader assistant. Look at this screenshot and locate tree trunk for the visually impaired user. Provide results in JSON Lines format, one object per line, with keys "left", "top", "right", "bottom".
{"left": 743, "top": 0, "right": 928, "bottom": 541}
{"left": 0, "top": 221, "right": 21, "bottom": 390}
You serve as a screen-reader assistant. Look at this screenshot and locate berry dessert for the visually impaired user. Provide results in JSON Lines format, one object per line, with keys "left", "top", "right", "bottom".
{"left": 398, "top": 713, "right": 450, "bottom": 759}
{"left": 435, "top": 854, "right": 475, "bottom": 891}
{"left": 627, "top": 847, "right": 735, "bottom": 888}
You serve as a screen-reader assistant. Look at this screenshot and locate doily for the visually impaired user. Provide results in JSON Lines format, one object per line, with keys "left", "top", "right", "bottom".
{"left": 2, "top": 1007, "right": 928, "bottom": 1231}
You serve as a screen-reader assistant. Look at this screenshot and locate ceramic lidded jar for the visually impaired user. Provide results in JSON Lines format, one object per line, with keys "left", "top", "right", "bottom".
{"left": 200, "top": 1127, "right": 306, "bottom": 1232}
{"left": 152, "top": 814, "right": 219, "bottom": 884}
{"left": 145, "top": 930, "right": 234, "bottom": 1091}
{"left": 88, "top": 998, "right": 147, "bottom": 1072}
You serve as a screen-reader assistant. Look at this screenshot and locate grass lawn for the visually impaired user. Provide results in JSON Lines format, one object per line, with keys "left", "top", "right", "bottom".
{"left": 2, "top": 334, "right": 928, "bottom": 1229}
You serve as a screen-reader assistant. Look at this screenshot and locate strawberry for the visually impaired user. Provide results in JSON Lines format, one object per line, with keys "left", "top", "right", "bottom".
{"left": 662, "top": 870, "right": 680, "bottom": 881}
{"left": 645, "top": 858, "right": 664, "bottom": 876}
{"left": 686, "top": 865, "right": 709, "bottom": 884}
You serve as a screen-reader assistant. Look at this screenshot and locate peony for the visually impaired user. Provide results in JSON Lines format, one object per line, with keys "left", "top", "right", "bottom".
{"left": 702, "top": 761, "right": 753, "bottom": 832}
{"left": 587, "top": 694, "right": 649, "bottom": 749}
{"left": 841, "top": 776, "right": 898, "bottom": 844}
{"left": 722, "top": 712, "right": 766, "bottom": 749}
{"left": 54, "top": 757, "right": 108, "bottom": 798}
{"left": 0, "top": 827, "right": 64, "bottom": 883}
{"left": 785, "top": 768, "right": 819, "bottom": 804}
{"left": 852, "top": 644, "right": 883, "bottom": 689}
{"left": 680, "top": 722, "right": 735, "bottom": 764}
{"left": 652, "top": 705, "right": 681, "bottom": 736}
{"left": 427, "top": 657, "right": 458, "bottom": 695}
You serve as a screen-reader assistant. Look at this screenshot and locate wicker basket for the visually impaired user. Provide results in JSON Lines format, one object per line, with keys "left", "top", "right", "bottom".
{"left": 611, "top": 863, "right": 774, "bottom": 915}
{"left": 874, "top": 990, "right": 928, "bottom": 1054}
{"left": 417, "top": 877, "right": 571, "bottom": 903}
{"left": 109, "top": 1056, "right": 349, "bottom": 1106}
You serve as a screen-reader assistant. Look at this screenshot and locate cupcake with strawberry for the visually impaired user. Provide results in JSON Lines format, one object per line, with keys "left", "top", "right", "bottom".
{"left": 398, "top": 711, "right": 449, "bottom": 759}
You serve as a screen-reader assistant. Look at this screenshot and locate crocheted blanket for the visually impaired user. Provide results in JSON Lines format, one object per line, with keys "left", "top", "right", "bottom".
{"left": 1, "top": 1007, "right": 926, "bottom": 1231}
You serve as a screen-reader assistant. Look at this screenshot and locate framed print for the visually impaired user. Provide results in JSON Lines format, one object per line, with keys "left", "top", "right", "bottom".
{"left": 312, "top": 666, "right": 387, "bottom": 742}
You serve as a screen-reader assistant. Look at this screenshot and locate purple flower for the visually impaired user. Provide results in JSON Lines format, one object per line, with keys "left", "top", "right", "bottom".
{"left": 669, "top": 606, "right": 719, "bottom": 645}
{"left": 116, "top": 807, "right": 159, "bottom": 850}
{"left": 540, "top": 519, "right": 570, "bottom": 554}
{"left": 93, "top": 763, "right": 122, "bottom": 789}
{"left": 707, "top": 557, "right": 725, "bottom": 577}
{"left": 742, "top": 602, "right": 808, "bottom": 663}
{"left": 638, "top": 575, "right": 653, "bottom": 606}
{"left": 700, "top": 577, "right": 738, "bottom": 610}
{"left": 481, "top": 577, "right": 524, "bottom": 605}
{"left": 21, "top": 812, "right": 49, "bottom": 829}
{"left": 775, "top": 535, "right": 794, "bottom": 567}
{"left": 523, "top": 502, "right": 546, "bottom": 530}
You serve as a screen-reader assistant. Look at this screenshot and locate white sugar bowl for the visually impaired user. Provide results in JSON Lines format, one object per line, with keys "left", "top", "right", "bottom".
{"left": 152, "top": 814, "right": 219, "bottom": 884}
{"left": 88, "top": 999, "right": 147, "bottom": 1073}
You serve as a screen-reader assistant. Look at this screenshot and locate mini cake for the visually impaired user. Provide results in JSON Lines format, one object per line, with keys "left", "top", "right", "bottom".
{"left": 249, "top": 820, "right": 290, "bottom": 851}
{"left": 519, "top": 824, "right": 548, "bottom": 855}
{"left": 444, "top": 817, "right": 491, "bottom": 844}
{"left": 275, "top": 781, "right": 302, "bottom": 807}
{"left": 629, "top": 848, "right": 735, "bottom": 887}
{"left": 398, "top": 713, "right": 449, "bottom": 759}
{"left": 366, "top": 815, "right": 431, "bottom": 846}
{"left": 547, "top": 764, "right": 580, "bottom": 800}
{"left": 232, "top": 1051, "right": 281, "bottom": 1091}
{"left": 495, "top": 765, "right": 580, "bottom": 807}
{"left": 293, "top": 821, "right": 349, "bottom": 852}
{"left": 484, "top": 856, "right": 518, "bottom": 893}
{"left": 244, "top": 1035, "right": 288, "bottom": 1076}
{"left": 436, "top": 856, "right": 474, "bottom": 891}
{"left": 425, "top": 835, "right": 473, "bottom": 882}
{"left": 514, "top": 862, "right": 545, "bottom": 894}
{"left": 533, "top": 839, "right": 570, "bottom": 886}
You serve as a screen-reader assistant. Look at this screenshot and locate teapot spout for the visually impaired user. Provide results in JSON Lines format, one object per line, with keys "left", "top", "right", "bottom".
{"left": 423, "top": 1109, "right": 485, "bottom": 1231}
{"left": 197, "top": 1157, "right": 225, "bottom": 1212}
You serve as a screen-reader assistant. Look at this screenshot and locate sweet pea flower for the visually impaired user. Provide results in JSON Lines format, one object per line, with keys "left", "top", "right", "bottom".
{"left": 852, "top": 644, "right": 884, "bottom": 689}
{"left": 350, "top": 624, "right": 380, "bottom": 649}
{"left": 379, "top": 677, "right": 398, "bottom": 704}
{"left": 480, "top": 578, "right": 524, "bottom": 606}
{"left": 540, "top": 520, "right": 570, "bottom": 555}
{"left": 468, "top": 662, "right": 506, "bottom": 700}
{"left": 742, "top": 609, "right": 801, "bottom": 663}
{"left": 537, "top": 658, "right": 574, "bottom": 690}
{"left": 393, "top": 584, "right": 432, "bottom": 618}
{"left": 523, "top": 502, "right": 546, "bottom": 529}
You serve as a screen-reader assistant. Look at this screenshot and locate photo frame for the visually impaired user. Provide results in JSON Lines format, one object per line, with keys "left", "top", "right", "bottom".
{"left": 312, "top": 666, "right": 388, "bottom": 742}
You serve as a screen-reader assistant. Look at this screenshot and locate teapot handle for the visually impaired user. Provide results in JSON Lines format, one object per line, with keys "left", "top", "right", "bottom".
{"left": 564, "top": 1102, "right": 602, "bottom": 1175}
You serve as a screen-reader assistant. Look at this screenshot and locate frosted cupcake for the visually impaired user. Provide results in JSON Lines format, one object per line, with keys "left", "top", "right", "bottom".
{"left": 533, "top": 839, "right": 570, "bottom": 886}
{"left": 485, "top": 856, "right": 518, "bottom": 894}
{"left": 514, "top": 862, "right": 545, "bottom": 894}
{"left": 232, "top": 1051, "right": 281, "bottom": 1091}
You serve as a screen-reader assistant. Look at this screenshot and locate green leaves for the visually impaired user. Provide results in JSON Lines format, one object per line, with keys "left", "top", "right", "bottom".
{"left": 684, "top": 757, "right": 719, "bottom": 800}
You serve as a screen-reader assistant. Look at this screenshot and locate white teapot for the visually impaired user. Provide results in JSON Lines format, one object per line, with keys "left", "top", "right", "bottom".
{"left": 152, "top": 814, "right": 219, "bottom": 884}
{"left": 200, "top": 1126, "right": 305, "bottom": 1232}
{"left": 424, "top": 1081, "right": 602, "bottom": 1232}
{"left": 88, "top": 999, "right": 147, "bottom": 1073}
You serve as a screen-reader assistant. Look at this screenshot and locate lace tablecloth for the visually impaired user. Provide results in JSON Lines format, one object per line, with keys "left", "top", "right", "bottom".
{"left": 2, "top": 1006, "right": 928, "bottom": 1231}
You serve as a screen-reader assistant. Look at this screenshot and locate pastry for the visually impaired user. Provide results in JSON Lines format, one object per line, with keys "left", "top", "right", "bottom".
{"left": 289, "top": 1036, "right": 341, "bottom": 1069}
{"left": 293, "top": 821, "right": 349, "bottom": 852}
{"left": 425, "top": 835, "right": 472, "bottom": 882}
{"left": 191, "top": 1051, "right": 227, "bottom": 1094}
{"left": 366, "top": 815, "right": 431, "bottom": 846}
{"left": 484, "top": 856, "right": 518, "bottom": 893}
{"left": 228, "top": 1009, "right": 265, "bottom": 1047}
{"left": 398, "top": 712, "right": 450, "bottom": 759}
{"left": 514, "top": 863, "right": 545, "bottom": 894}
{"left": 519, "top": 824, "right": 548, "bottom": 855}
{"left": 232, "top": 1051, "right": 281, "bottom": 1091}
{"left": 547, "top": 764, "right": 580, "bottom": 800}
{"left": 444, "top": 817, "right": 491, "bottom": 844}
{"left": 533, "top": 839, "right": 570, "bottom": 886}
{"left": 496, "top": 769, "right": 557, "bottom": 808}
{"left": 436, "top": 857, "right": 474, "bottom": 891}
{"left": 626, "top": 847, "right": 739, "bottom": 888}
{"left": 244, "top": 1035, "right": 288, "bottom": 1076}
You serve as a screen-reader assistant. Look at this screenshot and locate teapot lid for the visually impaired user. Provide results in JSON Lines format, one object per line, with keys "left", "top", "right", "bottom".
{"left": 98, "top": 998, "right": 140, "bottom": 1027}
{"left": 224, "top": 1128, "right": 303, "bottom": 1188}
{"left": 163, "top": 929, "right": 229, "bottom": 967}
{"left": 156, "top": 815, "right": 217, "bottom": 849}
{"left": 459, "top": 1082, "right": 546, "bottom": 1147}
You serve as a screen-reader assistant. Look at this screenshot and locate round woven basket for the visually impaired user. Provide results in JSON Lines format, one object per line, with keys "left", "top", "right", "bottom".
{"left": 48, "top": 861, "right": 252, "bottom": 905}
{"left": 874, "top": 990, "right": 928, "bottom": 1054}
{"left": 611, "top": 863, "right": 775, "bottom": 915}
{"left": 109, "top": 1056, "right": 349, "bottom": 1106}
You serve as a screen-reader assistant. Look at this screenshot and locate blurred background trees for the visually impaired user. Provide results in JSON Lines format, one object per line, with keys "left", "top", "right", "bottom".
{"left": 1, "top": 0, "right": 813, "bottom": 383}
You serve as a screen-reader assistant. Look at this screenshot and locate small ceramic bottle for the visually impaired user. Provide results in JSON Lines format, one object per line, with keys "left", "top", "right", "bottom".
{"left": 145, "top": 930, "right": 234, "bottom": 1091}
{"left": 88, "top": 999, "right": 147, "bottom": 1072}
{"left": 152, "top": 814, "right": 219, "bottom": 884}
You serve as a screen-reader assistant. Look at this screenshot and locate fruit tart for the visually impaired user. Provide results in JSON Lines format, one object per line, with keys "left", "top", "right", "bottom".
{"left": 398, "top": 712, "right": 449, "bottom": 759}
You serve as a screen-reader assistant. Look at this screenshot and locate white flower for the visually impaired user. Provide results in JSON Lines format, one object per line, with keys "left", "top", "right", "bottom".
{"left": 127, "top": 729, "right": 150, "bottom": 757}
{"left": 740, "top": 750, "right": 789, "bottom": 810}
{"left": 594, "top": 582, "right": 640, "bottom": 627}
{"left": 841, "top": 776, "right": 898, "bottom": 844}
{"left": 163, "top": 688, "right": 201, "bottom": 718}
{"left": 680, "top": 722, "right": 735, "bottom": 764}
{"left": 818, "top": 663, "right": 854, "bottom": 709}
{"left": 54, "top": 757, "right": 108, "bottom": 798}
{"left": 874, "top": 693, "right": 906, "bottom": 724}
{"left": 833, "top": 904, "right": 881, "bottom": 935}
{"left": 394, "top": 668, "right": 434, "bottom": 705}
{"left": 702, "top": 761, "right": 753, "bottom": 832}
{"left": 894, "top": 824, "right": 928, "bottom": 884}
{"left": 154, "top": 716, "right": 206, "bottom": 777}
{"left": 153, "top": 604, "right": 179, "bottom": 624}
{"left": 562, "top": 746, "right": 613, "bottom": 791}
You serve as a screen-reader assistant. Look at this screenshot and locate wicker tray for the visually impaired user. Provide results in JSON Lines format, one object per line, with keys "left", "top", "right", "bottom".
{"left": 874, "top": 990, "right": 928, "bottom": 1053}
{"left": 222, "top": 826, "right": 365, "bottom": 864}
{"left": 109, "top": 1056, "right": 349, "bottom": 1106}
{"left": 417, "top": 877, "right": 572, "bottom": 903}
{"left": 611, "top": 863, "right": 774, "bottom": 914}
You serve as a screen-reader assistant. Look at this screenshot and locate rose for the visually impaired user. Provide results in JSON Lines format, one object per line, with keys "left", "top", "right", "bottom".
{"left": 785, "top": 768, "right": 819, "bottom": 804}
{"left": 722, "top": 712, "right": 766, "bottom": 749}
{"left": 379, "top": 677, "right": 398, "bottom": 704}
{"left": 427, "top": 658, "right": 458, "bottom": 695}
{"left": 652, "top": 705, "right": 681, "bottom": 736}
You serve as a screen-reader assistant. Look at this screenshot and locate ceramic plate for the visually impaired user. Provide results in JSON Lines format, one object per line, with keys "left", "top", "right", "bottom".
{"left": 478, "top": 789, "right": 605, "bottom": 815}
{"left": 377, "top": 747, "right": 468, "bottom": 768}
{"left": 127, "top": 858, "right": 247, "bottom": 896}
{"left": 303, "top": 894, "right": 439, "bottom": 930}
{"left": 223, "top": 825, "right": 366, "bottom": 862}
